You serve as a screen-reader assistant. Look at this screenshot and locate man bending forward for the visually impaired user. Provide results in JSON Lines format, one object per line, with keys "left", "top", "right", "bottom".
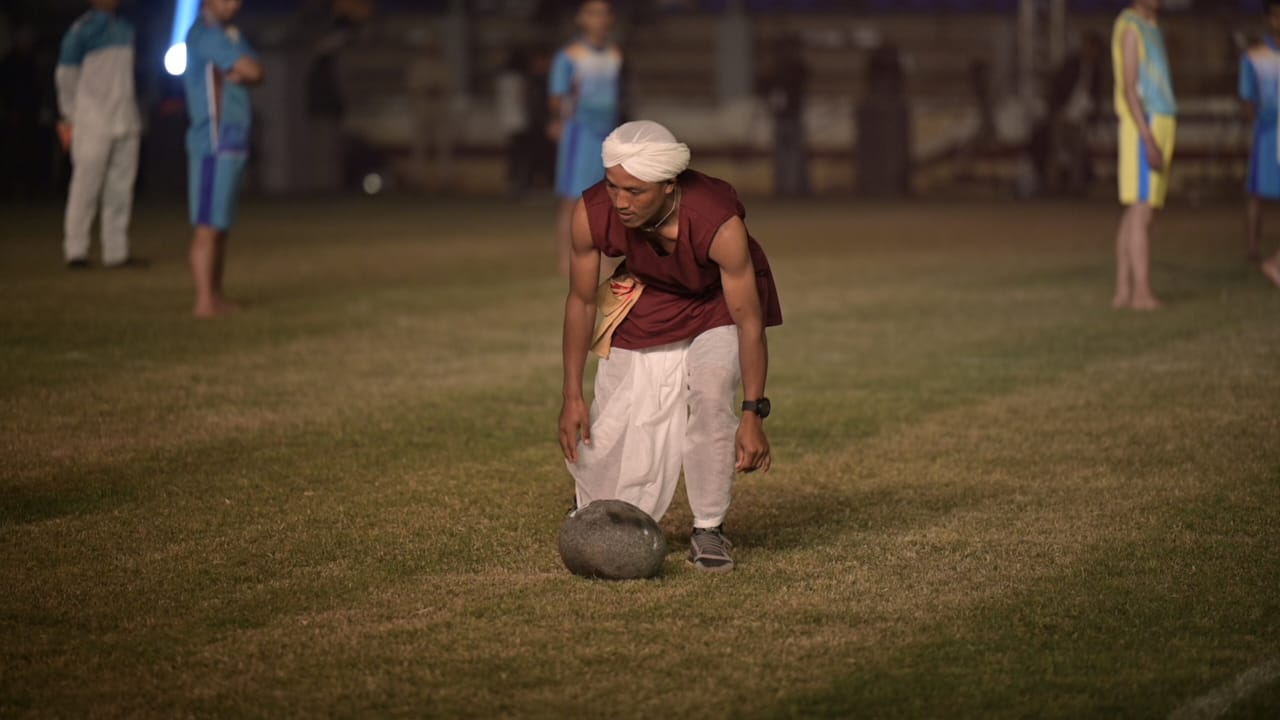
{"left": 558, "top": 121, "right": 783, "bottom": 573}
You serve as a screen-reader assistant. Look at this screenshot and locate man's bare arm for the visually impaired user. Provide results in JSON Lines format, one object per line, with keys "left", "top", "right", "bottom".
{"left": 559, "top": 200, "right": 600, "bottom": 463}
{"left": 710, "top": 216, "right": 767, "bottom": 402}
{"left": 709, "top": 216, "right": 771, "bottom": 473}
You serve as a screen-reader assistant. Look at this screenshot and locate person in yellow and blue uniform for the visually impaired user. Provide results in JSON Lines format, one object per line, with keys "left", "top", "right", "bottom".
{"left": 1111, "top": 0, "right": 1175, "bottom": 310}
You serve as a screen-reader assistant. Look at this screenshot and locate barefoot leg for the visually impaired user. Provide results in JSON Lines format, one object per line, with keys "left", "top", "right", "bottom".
{"left": 191, "top": 225, "right": 220, "bottom": 317}
{"left": 1128, "top": 203, "right": 1163, "bottom": 310}
{"left": 1113, "top": 206, "right": 1135, "bottom": 308}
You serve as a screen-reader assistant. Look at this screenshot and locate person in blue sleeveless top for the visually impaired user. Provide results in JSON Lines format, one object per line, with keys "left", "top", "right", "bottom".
{"left": 1111, "top": 0, "right": 1176, "bottom": 311}
{"left": 1241, "top": 0, "right": 1280, "bottom": 287}
{"left": 549, "top": 0, "right": 623, "bottom": 275}
{"left": 55, "top": 0, "right": 144, "bottom": 269}
{"left": 183, "top": 0, "right": 264, "bottom": 318}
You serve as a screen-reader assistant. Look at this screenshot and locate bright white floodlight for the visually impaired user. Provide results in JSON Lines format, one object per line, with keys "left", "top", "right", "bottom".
{"left": 164, "top": 0, "right": 199, "bottom": 76}
{"left": 164, "top": 43, "right": 187, "bottom": 76}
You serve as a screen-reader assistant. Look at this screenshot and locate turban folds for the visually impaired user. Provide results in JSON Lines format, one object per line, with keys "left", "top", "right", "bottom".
{"left": 601, "top": 120, "right": 691, "bottom": 183}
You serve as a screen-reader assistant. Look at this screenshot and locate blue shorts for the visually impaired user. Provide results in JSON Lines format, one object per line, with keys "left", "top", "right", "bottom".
{"left": 188, "top": 152, "right": 246, "bottom": 231}
{"left": 555, "top": 121, "right": 607, "bottom": 200}
{"left": 1248, "top": 125, "right": 1280, "bottom": 199}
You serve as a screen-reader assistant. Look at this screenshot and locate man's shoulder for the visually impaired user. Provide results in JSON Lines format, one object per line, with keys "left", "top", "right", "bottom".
{"left": 682, "top": 171, "right": 740, "bottom": 213}
{"left": 66, "top": 11, "right": 119, "bottom": 42}
{"left": 579, "top": 183, "right": 621, "bottom": 250}
{"left": 186, "top": 20, "right": 209, "bottom": 44}
{"left": 65, "top": 11, "right": 134, "bottom": 53}
{"left": 678, "top": 174, "right": 743, "bottom": 242}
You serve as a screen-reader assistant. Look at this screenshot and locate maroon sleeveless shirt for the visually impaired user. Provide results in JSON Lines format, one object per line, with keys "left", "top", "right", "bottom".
{"left": 583, "top": 170, "right": 783, "bottom": 351}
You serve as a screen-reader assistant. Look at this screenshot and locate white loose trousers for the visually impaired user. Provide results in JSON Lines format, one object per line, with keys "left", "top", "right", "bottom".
{"left": 569, "top": 324, "right": 740, "bottom": 529}
{"left": 64, "top": 130, "right": 139, "bottom": 264}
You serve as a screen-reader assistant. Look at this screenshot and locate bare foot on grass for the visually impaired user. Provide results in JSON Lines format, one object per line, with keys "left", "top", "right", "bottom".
{"left": 194, "top": 300, "right": 241, "bottom": 318}
{"left": 1129, "top": 294, "right": 1164, "bottom": 311}
{"left": 1111, "top": 293, "right": 1131, "bottom": 309}
{"left": 1262, "top": 258, "right": 1280, "bottom": 289}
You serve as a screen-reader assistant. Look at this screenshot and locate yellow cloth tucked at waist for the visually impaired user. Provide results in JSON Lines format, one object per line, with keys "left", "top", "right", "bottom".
{"left": 591, "top": 271, "right": 644, "bottom": 359}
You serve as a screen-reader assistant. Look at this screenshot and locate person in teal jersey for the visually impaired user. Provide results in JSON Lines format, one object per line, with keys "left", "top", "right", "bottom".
{"left": 1112, "top": 0, "right": 1176, "bottom": 311}
{"left": 1241, "top": 1, "right": 1280, "bottom": 283}
{"left": 549, "top": 0, "right": 623, "bottom": 275}
{"left": 55, "top": 0, "right": 144, "bottom": 269}
{"left": 183, "top": 0, "right": 264, "bottom": 318}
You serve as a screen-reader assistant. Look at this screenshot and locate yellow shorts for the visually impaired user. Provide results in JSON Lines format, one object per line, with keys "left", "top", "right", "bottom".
{"left": 1118, "top": 114, "right": 1176, "bottom": 208}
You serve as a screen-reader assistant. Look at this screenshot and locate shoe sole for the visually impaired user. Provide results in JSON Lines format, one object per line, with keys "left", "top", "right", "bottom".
{"left": 687, "top": 558, "right": 735, "bottom": 573}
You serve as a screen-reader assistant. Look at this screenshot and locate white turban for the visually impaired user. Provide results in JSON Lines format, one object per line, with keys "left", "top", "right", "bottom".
{"left": 601, "top": 120, "right": 691, "bottom": 183}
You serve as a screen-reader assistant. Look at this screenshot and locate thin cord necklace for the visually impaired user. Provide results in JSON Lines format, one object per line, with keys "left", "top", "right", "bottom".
{"left": 642, "top": 188, "right": 680, "bottom": 234}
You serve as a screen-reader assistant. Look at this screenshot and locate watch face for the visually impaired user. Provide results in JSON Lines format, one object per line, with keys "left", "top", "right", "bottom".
{"left": 757, "top": 398, "right": 771, "bottom": 418}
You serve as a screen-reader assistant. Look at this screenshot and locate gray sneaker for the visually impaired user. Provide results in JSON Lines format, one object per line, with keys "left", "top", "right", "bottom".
{"left": 688, "top": 526, "right": 735, "bottom": 573}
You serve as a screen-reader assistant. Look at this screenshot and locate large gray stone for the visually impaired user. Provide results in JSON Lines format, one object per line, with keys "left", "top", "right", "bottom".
{"left": 559, "top": 500, "right": 668, "bottom": 580}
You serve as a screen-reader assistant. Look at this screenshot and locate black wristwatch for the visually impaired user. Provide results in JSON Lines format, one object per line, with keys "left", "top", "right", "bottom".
{"left": 742, "top": 397, "right": 771, "bottom": 419}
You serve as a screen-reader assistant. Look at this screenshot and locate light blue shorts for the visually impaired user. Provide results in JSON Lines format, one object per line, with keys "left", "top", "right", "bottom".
{"left": 188, "top": 152, "right": 247, "bottom": 231}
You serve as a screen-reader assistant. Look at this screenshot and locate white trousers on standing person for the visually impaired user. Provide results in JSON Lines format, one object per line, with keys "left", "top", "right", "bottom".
{"left": 568, "top": 324, "right": 741, "bottom": 529}
{"left": 63, "top": 131, "right": 139, "bottom": 264}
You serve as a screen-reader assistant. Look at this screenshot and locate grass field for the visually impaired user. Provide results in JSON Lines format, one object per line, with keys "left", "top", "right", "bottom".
{"left": 2, "top": 196, "right": 1279, "bottom": 718}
